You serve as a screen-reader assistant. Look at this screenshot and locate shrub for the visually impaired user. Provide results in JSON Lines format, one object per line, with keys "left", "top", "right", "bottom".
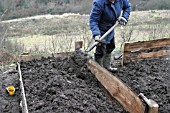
{"left": 139, "top": 0, "right": 170, "bottom": 10}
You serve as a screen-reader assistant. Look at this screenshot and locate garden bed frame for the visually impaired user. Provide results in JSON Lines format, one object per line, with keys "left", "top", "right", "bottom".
{"left": 16, "top": 38, "right": 170, "bottom": 113}
{"left": 122, "top": 38, "right": 170, "bottom": 65}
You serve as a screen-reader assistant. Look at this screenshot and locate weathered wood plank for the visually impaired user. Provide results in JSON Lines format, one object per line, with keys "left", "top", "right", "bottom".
{"left": 124, "top": 38, "right": 170, "bottom": 52}
{"left": 122, "top": 38, "right": 170, "bottom": 65}
{"left": 17, "top": 63, "right": 29, "bottom": 113}
{"left": 87, "top": 59, "right": 145, "bottom": 113}
{"left": 19, "top": 52, "right": 72, "bottom": 62}
{"left": 126, "top": 50, "right": 169, "bottom": 60}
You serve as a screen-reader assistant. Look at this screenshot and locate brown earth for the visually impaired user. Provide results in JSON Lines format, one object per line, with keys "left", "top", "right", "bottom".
{"left": 115, "top": 58, "right": 170, "bottom": 113}
{"left": 20, "top": 51, "right": 127, "bottom": 113}
{"left": 0, "top": 71, "right": 21, "bottom": 113}
{"left": 20, "top": 51, "right": 170, "bottom": 113}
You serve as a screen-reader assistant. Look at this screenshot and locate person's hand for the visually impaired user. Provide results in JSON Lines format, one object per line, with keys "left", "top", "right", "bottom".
{"left": 94, "top": 35, "right": 101, "bottom": 42}
{"left": 118, "top": 17, "right": 127, "bottom": 26}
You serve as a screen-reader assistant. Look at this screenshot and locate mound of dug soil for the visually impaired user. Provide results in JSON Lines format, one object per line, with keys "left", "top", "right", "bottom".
{"left": 116, "top": 58, "right": 170, "bottom": 113}
{"left": 21, "top": 52, "right": 127, "bottom": 113}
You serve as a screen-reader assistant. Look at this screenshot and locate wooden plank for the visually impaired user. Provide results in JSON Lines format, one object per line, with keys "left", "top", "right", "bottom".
{"left": 124, "top": 38, "right": 170, "bottom": 52}
{"left": 19, "top": 52, "right": 72, "bottom": 62}
{"left": 122, "top": 38, "right": 170, "bottom": 65}
{"left": 17, "top": 63, "right": 28, "bottom": 113}
{"left": 125, "top": 50, "right": 169, "bottom": 60}
{"left": 87, "top": 59, "right": 145, "bottom": 113}
{"left": 19, "top": 41, "right": 81, "bottom": 62}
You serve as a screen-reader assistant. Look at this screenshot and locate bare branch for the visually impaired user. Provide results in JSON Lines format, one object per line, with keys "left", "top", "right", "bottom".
{"left": 0, "top": 29, "right": 8, "bottom": 48}
{"left": 0, "top": 9, "right": 8, "bottom": 21}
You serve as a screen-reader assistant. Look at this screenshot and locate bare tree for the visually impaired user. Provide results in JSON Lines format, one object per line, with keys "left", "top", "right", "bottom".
{"left": 0, "top": 9, "right": 8, "bottom": 21}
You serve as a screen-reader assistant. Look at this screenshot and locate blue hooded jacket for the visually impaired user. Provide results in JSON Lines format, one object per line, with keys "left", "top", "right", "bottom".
{"left": 89, "top": 0, "right": 131, "bottom": 44}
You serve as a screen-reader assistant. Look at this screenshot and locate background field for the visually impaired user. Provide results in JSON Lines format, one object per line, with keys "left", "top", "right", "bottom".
{"left": 1, "top": 10, "right": 170, "bottom": 56}
{"left": 1, "top": 0, "right": 170, "bottom": 20}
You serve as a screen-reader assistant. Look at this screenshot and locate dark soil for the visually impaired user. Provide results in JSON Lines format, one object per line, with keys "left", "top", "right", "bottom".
{"left": 115, "top": 58, "right": 170, "bottom": 113}
{"left": 20, "top": 50, "right": 170, "bottom": 113}
{"left": 0, "top": 71, "right": 21, "bottom": 113}
{"left": 21, "top": 51, "right": 127, "bottom": 113}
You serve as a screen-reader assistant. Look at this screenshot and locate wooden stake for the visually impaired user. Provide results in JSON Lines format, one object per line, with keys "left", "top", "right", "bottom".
{"left": 148, "top": 99, "right": 159, "bottom": 113}
{"left": 139, "top": 93, "right": 159, "bottom": 113}
{"left": 75, "top": 41, "right": 83, "bottom": 50}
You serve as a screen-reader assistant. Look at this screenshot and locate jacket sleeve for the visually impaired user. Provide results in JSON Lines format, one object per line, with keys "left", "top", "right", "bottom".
{"left": 122, "top": 0, "right": 131, "bottom": 20}
{"left": 89, "top": 1, "right": 103, "bottom": 38}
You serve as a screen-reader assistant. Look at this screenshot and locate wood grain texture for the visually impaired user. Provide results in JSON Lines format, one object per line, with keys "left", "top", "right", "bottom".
{"left": 148, "top": 99, "right": 159, "bottom": 113}
{"left": 122, "top": 38, "right": 170, "bottom": 65}
{"left": 19, "top": 52, "right": 72, "bottom": 62}
{"left": 124, "top": 38, "right": 170, "bottom": 52}
{"left": 87, "top": 59, "right": 145, "bottom": 113}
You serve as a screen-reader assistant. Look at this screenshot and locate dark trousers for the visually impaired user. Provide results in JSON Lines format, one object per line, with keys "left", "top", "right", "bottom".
{"left": 94, "top": 38, "right": 115, "bottom": 58}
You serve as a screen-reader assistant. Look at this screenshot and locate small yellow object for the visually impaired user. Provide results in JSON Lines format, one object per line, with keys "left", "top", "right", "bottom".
{"left": 7, "top": 86, "right": 15, "bottom": 96}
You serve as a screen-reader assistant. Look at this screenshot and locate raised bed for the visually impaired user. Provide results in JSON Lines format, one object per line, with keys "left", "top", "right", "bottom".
{"left": 17, "top": 38, "right": 170, "bottom": 113}
{"left": 20, "top": 53, "right": 128, "bottom": 113}
{"left": 116, "top": 58, "right": 170, "bottom": 113}
{"left": 122, "top": 38, "right": 170, "bottom": 65}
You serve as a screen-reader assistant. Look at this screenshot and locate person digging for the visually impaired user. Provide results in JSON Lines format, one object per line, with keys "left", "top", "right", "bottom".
{"left": 89, "top": 0, "right": 131, "bottom": 72}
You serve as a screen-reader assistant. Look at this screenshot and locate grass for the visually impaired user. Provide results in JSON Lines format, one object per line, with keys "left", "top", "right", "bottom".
{"left": 10, "top": 34, "right": 89, "bottom": 53}
{"left": 1, "top": 10, "right": 170, "bottom": 55}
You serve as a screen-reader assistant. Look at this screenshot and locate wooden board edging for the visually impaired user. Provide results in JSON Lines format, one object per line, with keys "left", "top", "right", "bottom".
{"left": 122, "top": 38, "right": 170, "bottom": 65}
{"left": 18, "top": 52, "right": 72, "bottom": 62}
{"left": 87, "top": 59, "right": 145, "bottom": 113}
{"left": 124, "top": 38, "right": 170, "bottom": 52}
{"left": 126, "top": 50, "right": 169, "bottom": 60}
{"left": 17, "top": 63, "right": 29, "bottom": 113}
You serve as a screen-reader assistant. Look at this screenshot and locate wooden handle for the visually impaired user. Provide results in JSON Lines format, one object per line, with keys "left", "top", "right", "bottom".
{"left": 86, "top": 21, "right": 119, "bottom": 52}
